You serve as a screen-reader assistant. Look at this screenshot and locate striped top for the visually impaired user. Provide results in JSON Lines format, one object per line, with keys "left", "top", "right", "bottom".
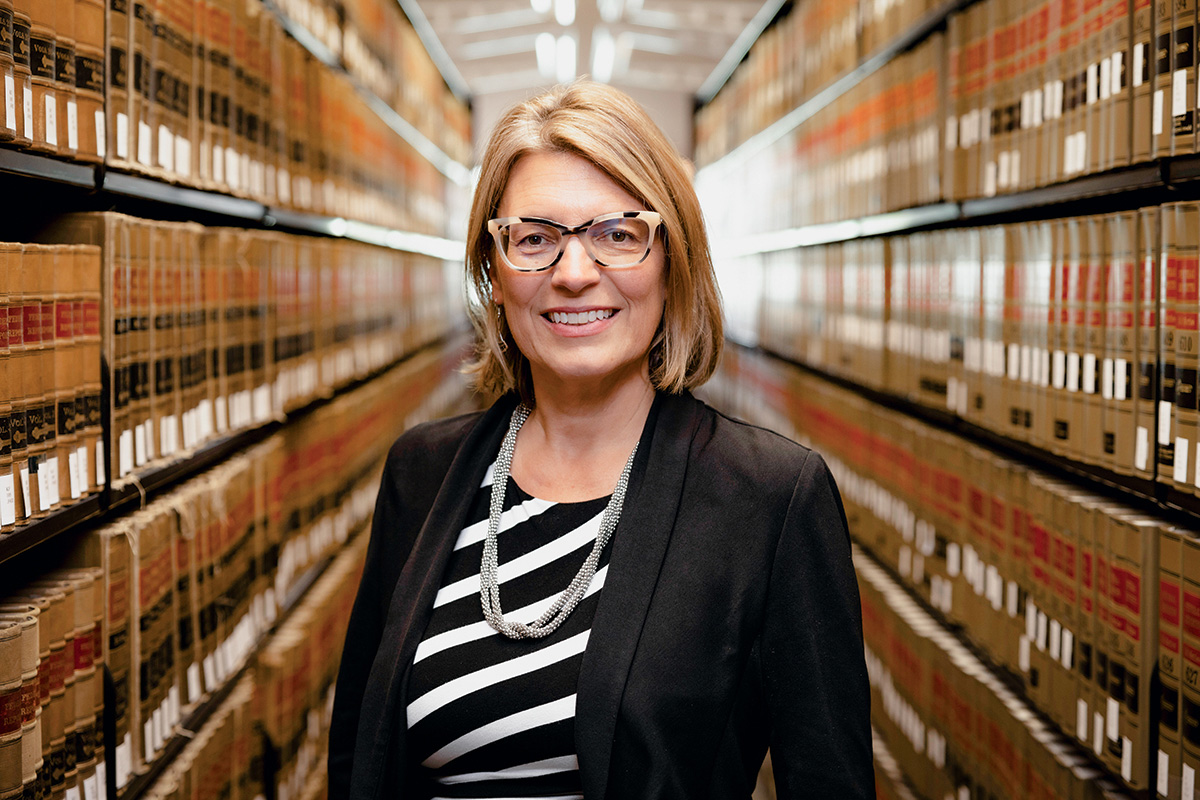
{"left": 406, "top": 461, "right": 614, "bottom": 799}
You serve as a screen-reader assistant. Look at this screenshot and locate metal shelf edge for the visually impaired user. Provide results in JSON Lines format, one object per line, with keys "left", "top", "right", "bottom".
{"left": 0, "top": 148, "right": 97, "bottom": 188}
{"left": 102, "top": 171, "right": 267, "bottom": 221}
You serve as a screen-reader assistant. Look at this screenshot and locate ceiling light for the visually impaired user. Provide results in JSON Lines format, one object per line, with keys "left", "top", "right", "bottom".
{"left": 556, "top": 33, "right": 576, "bottom": 83}
{"left": 591, "top": 27, "right": 615, "bottom": 82}
{"left": 531, "top": 0, "right": 551, "bottom": 12}
{"left": 597, "top": 0, "right": 623, "bottom": 23}
{"left": 554, "top": 0, "right": 575, "bottom": 26}
{"left": 536, "top": 31, "right": 557, "bottom": 78}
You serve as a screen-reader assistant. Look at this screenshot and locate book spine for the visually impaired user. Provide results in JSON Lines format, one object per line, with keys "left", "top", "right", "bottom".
{"left": 1153, "top": 0, "right": 1173, "bottom": 155}
{"left": 1160, "top": 525, "right": 1185, "bottom": 800}
{"left": 53, "top": 0, "right": 77, "bottom": 158}
{"left": 1135, "top": 206, "right": 1161, "bottom": 479}
{"left": 25, "top": 0, "right": 56, "bottom": 153}
{"left": 1133, "top": 0, "right": 1155, "bottom": 160}
{"left": 130, "top": 0, "right": 153, "bottom": 172}
{"left": 1174, "top": 0, "right": 1199, "bottom": 153}
{"left": 1174, "top": 203, "right": 1200, "bottom": 493}
{"left": 1162, "top": 204, "right": 1181, "bottom": 487}
{"left": 1082, "top": 216, "right": 1110, "bottom": 466}
{"left": 105, "top": 0, "right": 129, "bottom": 166}
{"left": 74, "top": 0, "right": 104, "bottom": 162}
{"left": 1106, "top": 211, "right": 1139, "bottom": 475}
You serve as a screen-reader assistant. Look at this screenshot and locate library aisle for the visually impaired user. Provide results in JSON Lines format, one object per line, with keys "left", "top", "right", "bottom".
{"left": 9, "top": 0, "right": 1200, "bottom": 798}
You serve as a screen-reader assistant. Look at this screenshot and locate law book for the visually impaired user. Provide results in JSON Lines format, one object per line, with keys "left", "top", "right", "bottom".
{"left": 178, "top": 224, "right": 206, "bottom": 452}
{"left": 1161, "top": 204, "right": 1181, "bottom": 487}
{"left": 1050, "top": 219, "right": 1079, "bottom": 457}
{"left": 1007, "top": 224, "right": 1035, "bottom": 441}
{"left": 23, "top": 0, "right": 56, "bottom": 153}
{"left": 128, "top": 220, "right": 153, "bottom": 475}
{"left": 73, "top": 0, "right": 104, "bottom": 162}
{"left": 1153, "top": 0, "right": 1173, "bottom": 155}
{"left": 26, "top": 578, "right": 84, "bottom": 799}
{"left": 1081, "top": 215, "right": 1109, "bottom": 466}
{"left": 105, "top": 0, "right": 131, "bottom": 167}
{"left": 1049, "top": 481, "right": 1082, "bottom": 732}
{"left": 0, "top": 0, "right": 16, "bottom": 143}
{"left": 1025, "top": 474, "right": 1056, "bottom": 708}
{"left": 150, "top": 224, "right": 180, "bottom": 462}
{"left": 199, "top": 227, "right": 224, "bottom": 437}
{"left": 0, "top": 245, "right": 13, "bottom": 533}
{"left": 263, "top": 13, "right": 283, "bottom": 206}
{"left": 1105, "top": 212, "right": 1138, "bottom": 475}
{"left": 76, "top": 244, "right": 102, "bottom": 495}
{"left": 52, "top": 246, "right": 79, "bottom": 506}
{"left": 1159, "top": 524, "right": 1185, "bottom": 800}
{"left": 1174, "top": 203, "right": 1200, "bottom": 494}
{"left": 282, "top": 37, "right": 308, "bottom": 209}
{"left": 1135, "top": 206, "right": 1161, "bottom": 479}
{"left": 52, "top": 0, "right": 77, "bottom": 158}
{"left": 1104, "top": 0, "right": 1133, "bottom": 168}
{"left": 131, "top": 504, "right": 179, "bottom": 774}
{"left": 1060, "top": 0, "right": 1088, "bottom": 178}
{"left": 8, "top": 585, "right": 70, "bottom": 799}
{"left": 1074, "top": 492, "right": 1103, "bottom": 751}
{"left": 1029, "top": 221, "right": 1055, "bottom": 452}
{"left": 130, "top": 0, "right": 154, "bottom": 172}
{"left": 1132, "top": 0, "right": 1154, "bottom": 161}
{"left": 224, "top": 230, "right": 249, "bottom": 430}
{"left": 1081, "top": 0, "right": 1106, "bottom": 175}
{"left": 21, "top": 245, "right": 56, "bottom": 520}
{"left": 1174, "top": 0, "right": 1198, "bottom": 154}
{"left": 200, "top": 0, "right": 230, "bottom": 190}
{"left": 0, "top": 608, "right": 39, "bottom": 798}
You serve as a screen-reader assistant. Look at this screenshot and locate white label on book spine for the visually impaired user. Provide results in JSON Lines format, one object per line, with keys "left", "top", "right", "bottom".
{"left": 1113, "top": 51, "right": 1124, "bottom": 95}
{"left": 22, "top": 88, "right": 31, "bottom": 141}
{"left": 97, "top": 761, "right": 108, "bottom": 800}
{"left": 1185, "top": 763, "right": 1196, "bottom": 800}
{"left": 1053, "top": 350, "right": 1066, "bottom": 389}
{"left": 1061, "top": 628, "right": 1073, "bottom": 668}
{"left": 253, "top": 385, "right": 271, "bottom": 422}
{"left": 75, "top": 445, "right": 87, "bottom": 492}
{"left": 1136, "top": 425, "right": 1150, "bottom": 470}
{"left": 1115, "top": 357, "right": 1129, "bottom": 399}
{"left": 226, "top": 149, "right": 240, "bottom": 190}
{"left": 1155, "top": 91, "right": 1165, "bottom": 135}
{"left": 41, "top": 457, "right": 59, "bottom": 509}
{"left": 158, "top": 125, "right": 174, "bottom": 171}
{"left": 213, "top": 144, "right": 224, "bottom": 184}
{"left": 44, "top": 95, "right": 57, "bottom": 147}
{"left": 95, "top": 441, "right": 105, "bottom": 487}
{"left": 984, "top": 161, "right": 998, "bottom": 196}
{"left": 1036, "top": 610, "right": 1048, "bottom": 650}
{"left": 3, "top": 74, "right": 13, "bottom": 131}
{"left": 66, "top": 99, "right": 78, "bottom": 150}
{"left": 187, "top": 663, "right": 201, "bottom": 703}
{"left": 1078, "top": 699, "right": 1089, "bottom": 741}
{"left": 176, "top": 136, "right": 191, "bottom": 178}
{"left": 18, "top": 465, "right": 30, "bottom": 518}
{"left": 1088, "top": 63, "right": 1100, "bottom": 104}
{"left": 1007, "top": 581, "right": 1019, "bottom": 617}
{"left": 134, "top": 424, "right": 147, "bottom": 467}
{"left": 1008, "top": 343, "right": 1021, "bottom": 379}
{"left": 119, "top": 429, "right": 133, "bottom": 476}
{"left": 1176, "top": 438, "right": 1190, "bottom": 483}
{"left": 0, "top": 474, "right": 16, "bottom": 526}
{"left": 95, "top": 110, "right": 106, "bottom": 158}
{"left": 84, "top": 774, "right": 98, "bottom": 800}
{"left": 66, "top": 785, "right": 80, "bottom": 800}
{"left": 68, "top": 450, "right": 82, "bottom": 499}
{"left": 1049, "top": 619, "right": 1062, "bottom": 660}
{"left": 1122, "top": 736, "right": 1133, "bottom": 781}
{"left": 1010, "top": 150, "right": 1021, "bottom": 187}
{"left": 116, "top": 735, "right": 132, "bottom": 788}
{"left": 1018, "top": 635, "right": 1031, "bottom": 672}
{"left": 1135, "top": 44, "right": 1146, "bottom": 86}
{"left": 216, "top": 397, "right": 228, "bottom": 433}
{"left": 138, "top": 120, "right": 152, "bottom": 167}
{"left": 143, "top": 719, "right": 154, "bottom": 762}
{"left": 1159, "top": 749, "right": 1171, "bottom": 796}
{"left": 1161, "top": 400, "right": 1174, "bottom": 443}
{"left": 1175, "top": 69, "right": 1188, "bottom": 117}
{"left": 1083, "top": 353, "right": 1096, "bottom": 393}
{"left": 1100, "top": 59, "right": 1112, "bottom": 100}
{"left": 1093, "top": 712, "right": 1104, "bottom": 754}
{"left": 1102, "top": 357, "right": 1114, "bottom": 399}
{"left": 947, "top": 542, "right": 961, "bottom": 576}
{"left": 1032, "top": 88, "right": 1044, "bottom": 125}
{"left": 1107, "top": 696, "right": 1120, "bottom": 740}
{"left": 116, "top": 112, "right": 129, "bottom": 159}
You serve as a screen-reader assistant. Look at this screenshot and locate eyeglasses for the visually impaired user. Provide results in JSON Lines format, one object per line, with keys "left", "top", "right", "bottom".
{"left": 487, "top": 211, "right": 662, "bottom": 272}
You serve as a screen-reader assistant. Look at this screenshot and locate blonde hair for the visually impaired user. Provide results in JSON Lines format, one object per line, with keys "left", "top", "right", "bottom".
{"left": 464, "top": 80, "right": 723, "bottom": 404}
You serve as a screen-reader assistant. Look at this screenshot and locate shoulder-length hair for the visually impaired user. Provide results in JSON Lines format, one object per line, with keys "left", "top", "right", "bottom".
{"left": 464, "top": 80, "right": 723, "bottom": 404}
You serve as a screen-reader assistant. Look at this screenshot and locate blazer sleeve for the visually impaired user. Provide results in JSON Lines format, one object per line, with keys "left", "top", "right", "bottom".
{"left": 327, "top": 415, "right": 474, "bottom": 798}
{"left": 761, "top": 450, "right": 875, "bottom": 799}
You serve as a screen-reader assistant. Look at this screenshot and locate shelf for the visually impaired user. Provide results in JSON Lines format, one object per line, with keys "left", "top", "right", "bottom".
{"left": 0, "top": 147, "right": 98, "bottom": 188}
{"left": 109, "top": 550, "right": 337, "bottom": 800}
{"left": 264, "top": 210, "right": 467, "bottom": 261}
{"left": 102, "top": 171, "right": 268, "bottom": 222}
{"left": 0, "top": 495, "right": 103, "bottom": 565}
{"left": 696, "top": 0, "right": 969, "bottom": 176}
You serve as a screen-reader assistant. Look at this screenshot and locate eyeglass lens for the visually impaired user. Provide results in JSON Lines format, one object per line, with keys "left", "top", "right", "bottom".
{"left": 500, "top": 217, "right": 653, "bottom": 269}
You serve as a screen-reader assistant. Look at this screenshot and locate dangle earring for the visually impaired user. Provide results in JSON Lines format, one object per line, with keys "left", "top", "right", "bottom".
{"left": 495, "top": 305, "right": 509, "bottom": 352}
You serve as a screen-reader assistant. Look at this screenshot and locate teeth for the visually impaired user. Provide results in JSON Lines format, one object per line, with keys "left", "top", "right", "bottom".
{"left": 549, "top": 309, "right": 613, "bottom": 325}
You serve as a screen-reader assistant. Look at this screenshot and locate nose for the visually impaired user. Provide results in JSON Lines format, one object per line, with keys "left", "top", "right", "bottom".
{"left": 550, "top": 234, "right": 602, "bottom": 292}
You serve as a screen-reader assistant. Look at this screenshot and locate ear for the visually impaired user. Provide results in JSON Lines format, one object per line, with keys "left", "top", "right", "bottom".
{"left": 490, "top": 267, "right": 505, "bottom": 306}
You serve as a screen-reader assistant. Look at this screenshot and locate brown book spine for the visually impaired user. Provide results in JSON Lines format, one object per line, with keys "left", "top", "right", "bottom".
{"left": 72, "top": 0, "right": 102, "bottom": 162}
{"left": 130, "top": 0, "right": 154, "bottom": 172}
{"left": 1133, "top": 0, "right": 1154, "bottom": 161}
{"left": 1174, "top": 0, "right": 1198, "bottom": 153}
{"left": 106, "top": 0, "right": 130, "bottom": 166}
{"left": 0, "top": 244, "right": 12, "bottom": 532}
{"left": 1134, "top": 206, "right": 1160, "bottom": 479}
{"left": 1081, "top": 217, "right": 1110, "bottom": 466}
{"left": 22, "top": 0, "right": 54, "bottom": 152}
{"left": 1106, "top": 211, "right": 1138, "bottom": 474}
{"left": 1153, "top": 0, "right": 1173, "bottom": 155}
{"left": 53, "top": 0, "right": 77, "bottom": 158}
{"left": 10, "top": 0, "right": 30, "bottom": 146}
{"left": 52, "top": 247, "right": 77, "bottom": 506}
{"left": 0, "top": 0, "right": 15, "bottom": 141}
{"left": 1159, "top": 526, "right": 1185, "bottom": 799}
{"left": 1175, "top": 203, "right": 1200, "bottom": 494}
{"left": 1162, "top": 204, "right": 1181, "bottom": 486}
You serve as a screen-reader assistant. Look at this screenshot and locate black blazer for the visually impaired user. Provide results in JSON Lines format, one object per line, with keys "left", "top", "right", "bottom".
{"left": 328, "top": 391, "right": 874, "bottom": 799}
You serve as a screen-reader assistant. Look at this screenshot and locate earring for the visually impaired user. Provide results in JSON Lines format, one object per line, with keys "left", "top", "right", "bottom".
{"left": 496, "top": 305, "right": 508, "bottom": 352}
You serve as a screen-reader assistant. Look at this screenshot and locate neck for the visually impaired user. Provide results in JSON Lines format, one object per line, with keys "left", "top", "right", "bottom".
{"left": 509, "top": 372, "right": 656, "bottom": 502}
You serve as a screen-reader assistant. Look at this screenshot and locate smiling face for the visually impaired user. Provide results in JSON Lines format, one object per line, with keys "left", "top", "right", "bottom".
{"left": 490, "top": 151, "right": 667, "bottom": 400}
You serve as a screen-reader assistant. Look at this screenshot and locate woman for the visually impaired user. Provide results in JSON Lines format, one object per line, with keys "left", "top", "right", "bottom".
{"left": 329, "top": 81, "right": 873, "bottom": 799}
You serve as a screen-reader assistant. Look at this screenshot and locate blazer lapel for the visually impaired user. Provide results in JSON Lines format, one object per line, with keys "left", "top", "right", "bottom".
{"left": 352, "top": 394, "right": 517, "bottom": 800}
{"left": 575, "top": 392, "right": 704, "bottom": 799}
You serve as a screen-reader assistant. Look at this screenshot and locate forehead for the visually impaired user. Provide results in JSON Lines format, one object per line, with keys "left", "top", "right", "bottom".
{"left": 498, "top": 152, "right": 645, "bottom": 223}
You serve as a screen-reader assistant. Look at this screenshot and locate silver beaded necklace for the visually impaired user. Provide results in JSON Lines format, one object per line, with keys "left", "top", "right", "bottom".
{"left": 480, "top": 403, "right": 639, "bottom": 639}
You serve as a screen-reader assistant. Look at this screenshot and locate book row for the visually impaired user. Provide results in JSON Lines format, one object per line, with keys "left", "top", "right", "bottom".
{"left": 693, "top": 0, "right": 936, "bottom": 164}
{"left": 0, "top": 213, "right": 456, "bottom": 534}
{"left": 697, "top": 0, "right": 1200, "bottom": 227}
{"left": 137, "top": 527, "right": 365, "bottom": 800}
{"left": 50, "top": 344, "right": 466, "bottom": 793}
{"left": 0, "top": 0, "right": 467, "bottom": 234}
{"left": 754, "top": 206, "right": 1194, "bottom": 487}
{"left": 0, "top": 568, "right": 106, "bottom": 800}
{"left": 706, "top": 347, "right": 1186, "bottom": 796}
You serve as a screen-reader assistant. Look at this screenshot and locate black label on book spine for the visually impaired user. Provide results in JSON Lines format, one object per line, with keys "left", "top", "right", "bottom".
{"left": 57, "top": 400, "right": 75, "bottom": 436}
{"left": 0, "top": 413, "right": 10, "bottom": 457}
{"left": 30, "top": 34, "right": 53, "bottom": 80}
{"left": 77, "top": 54, "right": 104, "bottom": 94}
{"left": 13, "top": 20, "right": 30, "bottom": 69}
{"left": 110, "top": 47, "right": 127, "bottom": 91}
{"left": 111, "top": 0, "right": 128, "bottom": 14}
{"left": 55, "top": 42, "right": 75, "bottom": 85}
{"left": 0, "top": 9, "right": 12, "bottom": 58}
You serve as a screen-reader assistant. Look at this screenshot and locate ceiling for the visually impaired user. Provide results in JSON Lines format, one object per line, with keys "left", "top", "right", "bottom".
{"left": 402, "top": 0, "right": 784, "bottom": 104}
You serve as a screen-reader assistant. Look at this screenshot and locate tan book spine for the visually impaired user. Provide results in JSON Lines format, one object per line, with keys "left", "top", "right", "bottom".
{"left": 9, "top": 586, "right": 68, "bottom": 799}
{"left": 9, "top": 0, "right": 29, "bottom": 146}
{"left": 105, "top": 0, "right": 130, "bottom": 166}
{"left": 54, "top": 0, "right": 77, "bottom": 158}
{"left": 1105, "top": 212, "right": 1139, "bottom": 475}
{"left": 1132, "top": 0, "right": 1154, "bottom": 161}
{"left": 1174, "top": 0, "right": 1198, "bottom": 154}
{"left": 150, "top": 224, "right": 180, "bottom": 462}
{"left": 205, "top": 0, "right": 233, "bottom": 192}
{"left": 76, "top": 244, "right": 101, "bottom": 495}
{"left": 52, "top": 246, "right": 78, "bottom": 506}
{"left": 1082, "top": 0, "right": 1106, "bottom": 174}
{"left": 0, "top": 0, "right": 16, "bottom": 141}
{"left": 1105, "top": 0, "right": 1133, "bottom": 168}
{"left": 1074, "top": 494, "right": 1101, "bottom": 750}
{"left": 22, "top": 0, "right": 55, "bottom": 153}
{"left": 1162, "top": 204, "right": 1181, "bottom": 488}
{"left": 1031, "top": 221, "right": 1055, "bottom": 451}
{"left": 130, "top": 0, "right": 154, "bottom": 173}
{"left": 129, "top": 222, "right": 152, "bottom": 473}
{"left": 1153, "top": 0, "right": 1173, "bottom": 154}
{"left": 1082, "top": 216, "right": 1109, "bottom": 467}
{"left": 1160, "top": 525, "right": 1185, "bottom": 800}
{"left": 1134, "top": 206, "right": 1160, "bottom": 480}
{"left": 1175, "top": 203, "right": 1200, "bottom": 494}
{"left": 0, "top": 245, "right": 12, "bottom": 533}
{"left": 73, "top": 0, "right": 103, "bottom": 162}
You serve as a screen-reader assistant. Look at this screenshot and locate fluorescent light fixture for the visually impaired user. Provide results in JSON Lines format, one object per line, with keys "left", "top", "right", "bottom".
{"left": 531, "top": 0, "right": 552, "bottom": 12}
{"left": 554, "top": 0, "right": 575, "bottom": 25}
{"left": 591, "top": 26, "right": 615, "bottom": 83}
{"left": 597, "top": 0, "right": 623, "bottom": 23}
{"left": 536, "top": 31, "right": 557, "bottom": 78}
{"left": 556, "top": 34, "right": 577, "bottom": 82}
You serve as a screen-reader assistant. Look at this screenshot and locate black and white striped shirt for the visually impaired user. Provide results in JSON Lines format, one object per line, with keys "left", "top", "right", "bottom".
{"left": 406, "top": 462, "right": 613, "bottom": 799}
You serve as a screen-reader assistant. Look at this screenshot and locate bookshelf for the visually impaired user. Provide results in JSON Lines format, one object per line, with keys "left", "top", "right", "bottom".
{"left": 693, "top": 0, "right": 1200, "bottom": 796}
{"left": 0, "top": 1, "right": 476, "bottom": 799}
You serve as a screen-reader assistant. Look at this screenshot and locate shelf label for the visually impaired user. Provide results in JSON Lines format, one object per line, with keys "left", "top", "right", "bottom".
{"left": 1154, "top": 91, "right": 1165, "bottom": 136}
{"left": 1176, "top": 437, "right": 1190, "bottom": 483}
{"left": 0, "top": 474, "right": 16, "bottom": 526}
{"left": 4, "top": 74, "right": 13, "bottom": 132}
{"left": 1077, "top": 699, "right": 1088, "bottom": 741}
{"left": 95, "top": 110, "right": 105, "bottom": 158}
{"left": 67, "top": 99, "right": 78, "bottom": 150}
{"left": 116, "top": 112, "right": 128, "bottom": 160}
